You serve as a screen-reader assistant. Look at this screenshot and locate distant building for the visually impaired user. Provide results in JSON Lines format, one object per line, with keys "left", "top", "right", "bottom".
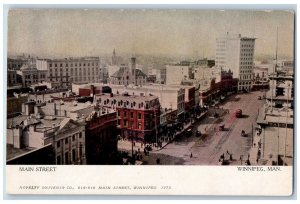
{"left": 195, "top": 58, "right": 215, "bottom": 68}
{"left": 216, "top": 33, "right": 256, "bottom": 92}
{"left": 95, "top": 93, "right": 160, "bottom": 143}
{"left": 165, "top": 65, "right": 192, "bottom": 85}
{"left": 111, "top": 49, "right": 123, "bottom": 66}
{"left": 7, "top": 55, "right": 30, "bottom": 70}
{"left": 7, "top": 94, "right": 29, "bottom": 117}
{"left": 71, "top": 83, "right": 112, "bottom": 97}
{"left": 7, "top": 70, "right": 19, "bottom": 87}
{"left": 36, "top": 57, "right": 104, "bottom": 88}
{"left": 17, "top": 59, "right": 48, "bottom": 87}
{"left": 109, "top": 57, "right": 147, "bottom": 86}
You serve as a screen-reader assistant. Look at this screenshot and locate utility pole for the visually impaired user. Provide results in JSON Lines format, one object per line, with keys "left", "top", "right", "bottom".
{"left": 277, "top": 110, "right": 280, "bottom": 165}
{"left": 284, "top": 84, "right": 289, "bottom": 159}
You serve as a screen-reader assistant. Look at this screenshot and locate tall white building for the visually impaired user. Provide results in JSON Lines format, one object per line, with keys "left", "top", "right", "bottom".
{"left": 216, "top": 33, "right": 256, "bottom": 91}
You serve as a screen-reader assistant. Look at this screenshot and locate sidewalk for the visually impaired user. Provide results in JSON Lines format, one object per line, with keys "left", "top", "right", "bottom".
{"left": 248, "top": 132, "right": 262, "bottom": 165}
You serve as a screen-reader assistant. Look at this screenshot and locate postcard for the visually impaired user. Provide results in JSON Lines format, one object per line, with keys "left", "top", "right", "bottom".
{"left": 5, "top": 7, "right": 294, "bottom": 196}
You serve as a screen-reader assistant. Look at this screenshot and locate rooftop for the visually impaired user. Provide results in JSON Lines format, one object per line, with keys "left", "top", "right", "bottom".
{"left": 6, "top": 144, "right": 36, "bottom": 161}
{"left": 111, "top": 67, "right": 147, "bottom": 78}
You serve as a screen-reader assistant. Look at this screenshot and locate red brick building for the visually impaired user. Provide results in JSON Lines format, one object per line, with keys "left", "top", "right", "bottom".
{"left": 95, "top": 93, "right": 160, "bottom": 143}
{"left": 85, "top": 110, "right": 118, "bottom": 164}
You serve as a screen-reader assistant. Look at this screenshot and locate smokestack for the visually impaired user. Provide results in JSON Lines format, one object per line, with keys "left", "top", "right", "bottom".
{"left": 90, "top": 85, "right": 95, "bottom": 97}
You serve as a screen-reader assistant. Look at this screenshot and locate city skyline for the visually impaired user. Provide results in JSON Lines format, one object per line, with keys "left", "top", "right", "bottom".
{"left": 8, "top": 9, "right": 294, "bottom": 59}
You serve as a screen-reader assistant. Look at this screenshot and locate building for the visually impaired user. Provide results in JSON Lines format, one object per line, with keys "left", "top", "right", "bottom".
{"left": 95, "top": 93, "right": 160, "bottom": 143}
{"left": 7, "top": 70, "right": 19, "bottom": 87}
{"left": 219, "top": 69, "right": 238, "bottom": 95}
{"left": 109, "top": 84, "right": 185, "bottom": 118}
{"left": 35, "top": 101, "right": 119, "bottom": 164}
{"left": 109, "top": 57, "right": 147, "bottom": 86}
{"left": 36, "top": 57, "right": 104, "bottom": 88}
{"left": 7, "top": 55, "right": 30, "bottom": 70}
{"left": 7, "top": 112, "right": 86, "bottom": 165}
{"left": 71, "top": 83, "right": 112, "bottom": 97}
{"left": 84, "top": 109, "right": 118, "bottom": 164}
{"left": 39, "top": 100, "right": 118, "bottom": 165}
{"left": 216, "top": 33, "right": 256, "bottom": 91}
{"left": 165, "top": 65, "right": 192, "bottom": 85}
{"left": 7, "top": 94, "right": 29, "bottom": 117}
{"left": 257, "top": 70, "right": 294, "bottom": 165}
{"left": 195, "top": 58, "right": 215, "bottom": 68}
{"left": 111, "top": 49, "right": 123, "bottom": 66}
{"left": 17, "top": 60, "right": 48, "bottom": 88}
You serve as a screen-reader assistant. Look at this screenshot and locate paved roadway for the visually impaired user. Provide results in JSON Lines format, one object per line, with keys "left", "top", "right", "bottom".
{"left": 153, "top": 91, "right": 265, "bottom": 165}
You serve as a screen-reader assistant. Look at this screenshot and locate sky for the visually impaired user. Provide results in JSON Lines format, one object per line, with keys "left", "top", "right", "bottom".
{"left": 7, "top": 9, "right": 294, "bottom": 59}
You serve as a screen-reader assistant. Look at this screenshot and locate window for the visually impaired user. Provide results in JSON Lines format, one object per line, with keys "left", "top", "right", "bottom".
{"left": 72, "top": 149, "right": 76, "bottom": 162}
{"left": 57, "top": 155, "right": 61, "bottom": 164}
{"left": 130, "top": 121, "right": 134, "bottom": 128}
{"left": 57, "top": 141, "right": 60, "bottom": 148}
{"left": 60, "top": 64, "right": 63, "bottom": 67}
{"left": 130, "top": 112, "right": 134, "bottom": 118}
{"left": 65, "top": 138, "right": 68, "bottom": 144}
{"left": 72, "top": 135, "right": 75, "bottom": 141}
{"left": 49, "top": 63, "right": 52, "bottom": 67}
{"left": 124, "top": 111, "right": 127, "bottom": 118}
{"left": 65, "top": 152, "right": 69, "bottom": 164}
{"left": 124, "top": 120, "right": 127, "bottom": 127}
{"left": 138, "top": 113, "right": 142, "bottom": 119}
{"left": 79, "top": 132, "right": 82, "bottom": 138}
{"left": 138, "top": 122, "right": 142, "bottom": 129}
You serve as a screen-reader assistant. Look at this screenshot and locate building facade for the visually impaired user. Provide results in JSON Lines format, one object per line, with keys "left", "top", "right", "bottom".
{"left": 216, "top": 33, "right": 256, "bottom": 91}
{"left": 36, "top": 57, "right": 104, "bottom": 88}
{"left": 165, "top": 65, "right": 192, "bottom": 85}
{"left": 7, "top": 114, "right": 86, "bottom": 165}
{"left": 17, "top": 60, "right": 48, "bottom": 87}
{"left": 95, "top": 93, "right": 160, "bottom": 143}
{"left": 109, "top": 84, "right": 185, "bottom": 118}
{"left": 109, "top": 57, "right": 147, "bottom": 86}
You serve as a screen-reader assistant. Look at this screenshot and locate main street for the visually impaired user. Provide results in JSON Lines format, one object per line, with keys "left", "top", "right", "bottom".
{"left": 149, "top": 91, "right": 265, "bottom": 165}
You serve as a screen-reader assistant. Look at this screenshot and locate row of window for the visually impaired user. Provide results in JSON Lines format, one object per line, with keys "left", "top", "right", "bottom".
{"left": 117, "top": 119, "right": 142, "bottom": 129}
{"left": 56, "top": 133, "right": 82, "bottom": 148}
{"left": 118, "top": 111, "right": 142, "bottom": 119}
{"left": 240, "top": 70, "right": 252, "bottom": 74}
{"left": 24, "top": 74, "right": 46, "bottom": 79}
{"left": 240, "top": 75, "right": 252, "bottom": 80}
{"left": 239, "top": 81, "right": 252, "bottom": 85}
{"left": 240, "top": 61, "right": 253, "bottom": 65}
{"left": 241, "top": 44, "right": 254, "bottom": 48}
{"left": 49, "top": 62, "right": 98, "bottom": 68}
{"left": 56, "top": 147, "right": 82, "bottom": 165}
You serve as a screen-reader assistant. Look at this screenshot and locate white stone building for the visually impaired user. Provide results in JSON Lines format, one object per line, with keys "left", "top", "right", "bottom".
{"left": 216, "top": 33, "right": 256, "bottom": 91}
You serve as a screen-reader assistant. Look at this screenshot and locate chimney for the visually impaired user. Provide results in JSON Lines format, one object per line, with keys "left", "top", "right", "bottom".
{"left": 90, "top": 85, "right": 95, "bottom": 97}
{"left": 131, "top": 57, "right": 136, "bottom": 70}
